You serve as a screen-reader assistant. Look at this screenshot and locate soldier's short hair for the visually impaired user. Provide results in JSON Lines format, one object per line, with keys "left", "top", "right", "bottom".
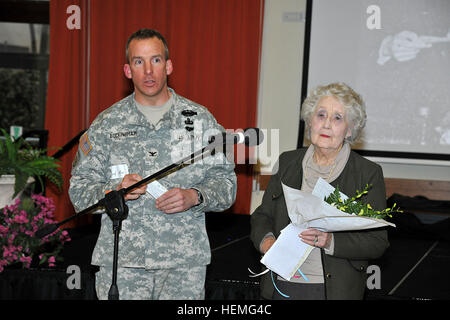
{"left": 126, "top": 28, "right": 170, "bottom": 63}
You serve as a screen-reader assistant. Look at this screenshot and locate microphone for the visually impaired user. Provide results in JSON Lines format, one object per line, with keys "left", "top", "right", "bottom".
{"left": 209, "top": 128, "right": 264, "bottom": 146}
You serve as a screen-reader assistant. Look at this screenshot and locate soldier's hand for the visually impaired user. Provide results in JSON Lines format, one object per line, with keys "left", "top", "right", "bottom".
{"left": 117, "top": 174, "right": 147, "bottom": 201}
{"left": 155, "top": 188, "right": 198, "bottom": 214}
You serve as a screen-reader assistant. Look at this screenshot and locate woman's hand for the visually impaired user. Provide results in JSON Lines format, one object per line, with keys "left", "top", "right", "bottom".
{"left": 260, "top": 236, "right": 276, "bottom": 254}
{"left": 299, "top": 228, "right": 332, "bottom": 249}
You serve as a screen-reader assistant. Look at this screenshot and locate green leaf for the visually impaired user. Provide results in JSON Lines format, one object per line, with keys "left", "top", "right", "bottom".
{"left": 1, "top": 128, "right": 63, "bottom": 194}
{"left": 13, "top": 171, "right": 28, "bottom": 198}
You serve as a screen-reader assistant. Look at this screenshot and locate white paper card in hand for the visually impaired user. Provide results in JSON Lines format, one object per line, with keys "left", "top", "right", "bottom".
{"left": 312, "top": 177, "right": 348, "bottom": 201}
{"left": 110, "top": 164, "right": 129, "bottom": 180}
{"left": 146, "top": 180, "right": 168, "bottom": 199}
{"left": 260, "top": 223, "right": 314, "bottom": 280}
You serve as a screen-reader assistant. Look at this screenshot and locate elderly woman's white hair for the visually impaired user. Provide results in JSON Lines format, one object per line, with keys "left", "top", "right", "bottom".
{"left": 301, "top": 82, "right": 367, "bottom": 144}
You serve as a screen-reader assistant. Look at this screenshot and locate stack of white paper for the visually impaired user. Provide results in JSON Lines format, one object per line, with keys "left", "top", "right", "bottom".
{"left": 260, "top": 223, "right": 313, "bottom": 280}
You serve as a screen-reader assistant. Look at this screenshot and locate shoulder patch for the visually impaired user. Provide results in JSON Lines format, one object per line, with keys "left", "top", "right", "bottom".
{"left": 80, "top": 132, "right": 93, "bottom": 156}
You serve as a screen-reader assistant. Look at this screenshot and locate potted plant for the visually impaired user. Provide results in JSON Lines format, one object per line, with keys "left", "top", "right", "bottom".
{"left": 0, "top": 128, "right": 63, "bottom": 208}
{"left": 0, "top": 194, "right": 71, "bottom": 272}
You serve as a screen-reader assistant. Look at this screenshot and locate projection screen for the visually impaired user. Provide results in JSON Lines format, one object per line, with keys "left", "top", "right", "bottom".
{"left": 301, "top": 0, "right": 450, "bottom": 161}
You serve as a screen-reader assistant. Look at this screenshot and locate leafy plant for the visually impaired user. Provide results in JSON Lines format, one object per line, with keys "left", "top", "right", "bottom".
{"left": 0, "top": 128, "right": 63, "bottom": 197}
{"left": 324, "top": 184, "right": 402, "bottom": 219}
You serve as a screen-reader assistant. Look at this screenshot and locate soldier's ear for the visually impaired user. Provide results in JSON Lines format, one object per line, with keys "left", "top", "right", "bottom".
{"left": 165, "top": 59, "right": 173, "bottom": 76}
{"left": 124, "top": 64, "right": 132, "bottom": 79}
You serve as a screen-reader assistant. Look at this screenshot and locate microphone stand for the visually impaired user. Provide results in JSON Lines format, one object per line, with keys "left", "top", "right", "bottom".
{"left": 35, "top": 139, "right": 226, "bottom": 300}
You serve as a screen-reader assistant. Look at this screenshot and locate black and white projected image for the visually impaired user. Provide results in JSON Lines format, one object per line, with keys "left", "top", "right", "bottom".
{"left": 307, "top": 0, "right": 450, "bottom": 156}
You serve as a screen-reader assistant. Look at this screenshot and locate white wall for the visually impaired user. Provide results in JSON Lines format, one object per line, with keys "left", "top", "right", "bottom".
{"left": 256, "top": 0, "right": 305, "bottom": 162}
{"left": 251, "top": 0, "right": 307, "bottom": 213}
{"left": 250, "top": 0, "right": 450, "bottom": 214}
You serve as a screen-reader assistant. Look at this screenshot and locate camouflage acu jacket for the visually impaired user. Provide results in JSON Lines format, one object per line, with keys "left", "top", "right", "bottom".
{"left": 69, "top": 89, "right": 237, "bottom": 269}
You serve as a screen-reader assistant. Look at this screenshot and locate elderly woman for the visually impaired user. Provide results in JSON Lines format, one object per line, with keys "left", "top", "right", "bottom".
{"left": 250, "top": 82, "right": 389, "bottom": 300}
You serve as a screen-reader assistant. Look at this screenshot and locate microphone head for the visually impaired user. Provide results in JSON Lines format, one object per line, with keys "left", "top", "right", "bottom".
{"left": 244, "top": 128, "right": 264, "bottom": 146}
{"left": 208, "top": 128, "right": 264, "bottom": 146}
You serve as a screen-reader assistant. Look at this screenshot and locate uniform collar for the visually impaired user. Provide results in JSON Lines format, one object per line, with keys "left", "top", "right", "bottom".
{"left": 125, "top": 88, "right": 179, "bottom": 129}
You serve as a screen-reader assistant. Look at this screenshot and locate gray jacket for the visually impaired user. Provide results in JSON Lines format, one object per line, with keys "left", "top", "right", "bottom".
{"left": 251, "top": 148, "right": 389, "bottom": 299}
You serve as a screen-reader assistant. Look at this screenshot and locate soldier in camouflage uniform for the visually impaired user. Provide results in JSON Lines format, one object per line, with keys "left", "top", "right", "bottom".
{"left": 69, "top": 29, "right": 237, "bottom": 300}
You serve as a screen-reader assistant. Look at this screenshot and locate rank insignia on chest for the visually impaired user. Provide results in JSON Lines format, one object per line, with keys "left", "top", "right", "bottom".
{"left": 148, "top": 148, "right": 158, "bottom": 157}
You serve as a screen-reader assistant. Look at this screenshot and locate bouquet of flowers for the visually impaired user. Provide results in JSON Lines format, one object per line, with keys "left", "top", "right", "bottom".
{"left": 324, "top": 184, "right": 402, "bottom": 220}
{"left": 281, "top": 178, "right": 399, "bottom": 231}
{"left": 0, "top": 195, "right": 71, "bottom": 273}
{"left": 260, "top": 179, "right": 400, "bottom": 280}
